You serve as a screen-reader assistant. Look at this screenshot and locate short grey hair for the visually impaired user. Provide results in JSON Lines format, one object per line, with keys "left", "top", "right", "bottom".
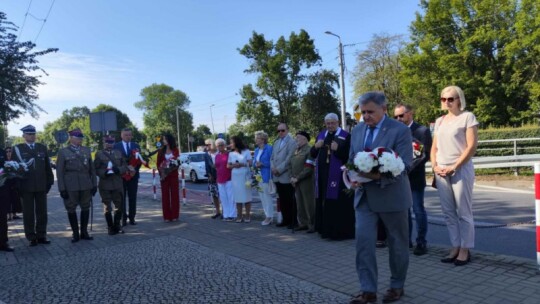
{"left": 254, "top": 130, "right": 269, "bottom": 144}
{"left": 324, "top": 113, "right": 339, "bottom": 121}
{"left": 215, "top": 138, "right": 226, "bottom": 146}
{"left": 441, "top": 85, "right": 466, "bottom": 110}
{"left": 204, "top": 138, "right": 215, "bottom": 149}
{"left": 358, "top": 91, "right": 388, "bottom": 108}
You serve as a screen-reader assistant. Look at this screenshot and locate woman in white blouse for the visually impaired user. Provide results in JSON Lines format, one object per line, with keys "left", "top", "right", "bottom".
{"left": 227, "top": 136, "right": 253, "bottom": 223}
{"left": 431, "top": 85, "right": 479, "bottom": 266}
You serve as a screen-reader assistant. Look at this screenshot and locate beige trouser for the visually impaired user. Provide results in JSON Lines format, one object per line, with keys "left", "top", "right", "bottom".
{"left": 435, "top": 161, "right": 475, "bottom": 248}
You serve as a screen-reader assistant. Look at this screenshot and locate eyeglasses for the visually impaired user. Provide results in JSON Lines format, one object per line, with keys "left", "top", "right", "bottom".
{"left": 361, "top": 110, "right": 375, "bottom": 115}
{"left": 440, "top": 97, "right": 459, "bottom": 103}
{"left": 277, "top": 129, "right": 286, "bottom": 133}
{"left": 394, "top": 111, "right": 410, "bottom": 119}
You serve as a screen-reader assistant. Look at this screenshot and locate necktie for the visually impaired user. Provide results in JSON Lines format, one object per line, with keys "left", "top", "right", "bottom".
{"left": 365, "top": 126, "right": 376, "bottom": 150}
{"left": 30, "top": 144, "right": 35, "bottom": 150}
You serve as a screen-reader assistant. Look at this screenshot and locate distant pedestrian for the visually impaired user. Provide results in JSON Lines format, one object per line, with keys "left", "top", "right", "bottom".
{"left": 394, "top": 103, "right": 433, "bottom": 255}
{"left": 253, "top": 131, "right": 274, "bottom": 226}
{"left": 214, "top": 138, "right": 235, "bottom": 221}
{"left": 271, "top": 123, "right": 297, "bottom": 228}
{"left": 157, "top": 133, "right": 180, "bottom": 222}
{"left": 228, "top": 136, "right": 252, "bottom": 223}
{"left": 289, "top": 131, "right": 315, "bottom": 232}
{"left": 431, "top": 85, "right": 478, "bottom": 266}
{"left": 311, "top": 113, "right": 355, "bottom": 240}
{"left": 94, "top": 135, "right": 128, "bottom": 235}
{"left": 204, "top": 138, "right": 221, "bottom": 219}
{"left": 0, "top": 147, "right": 15, "bottom": 252}
{"left": 56, "top": 128, "right": 97, "bottom": 242}
{"left": 4, "top": 147, "right": 22, "bottom": 221}
{"left": 14, "top": 125, "right": 54, "bottom": 247}
{"left": 114, "top": 128, "right": 142, "bottom": 226}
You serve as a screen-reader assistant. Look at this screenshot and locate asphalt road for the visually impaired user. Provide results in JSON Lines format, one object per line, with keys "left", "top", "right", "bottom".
{"left": 139, "top": 172, "right": 538, "bottom": 260}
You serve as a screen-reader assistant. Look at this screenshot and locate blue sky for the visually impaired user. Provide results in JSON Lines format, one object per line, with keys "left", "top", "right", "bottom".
{"left": 3, "top": 0, "right": 421, "bottom": 137}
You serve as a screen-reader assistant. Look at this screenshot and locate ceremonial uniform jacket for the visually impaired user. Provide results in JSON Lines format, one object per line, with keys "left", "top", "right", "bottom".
{"left": 14, "top": 143, "right": 54, "bottom": 192}
{"left": 56, "top": 145, "right": 97, "bottom": 192}
{"left": 94, "top": 149, "right": 128, "bottom": 191}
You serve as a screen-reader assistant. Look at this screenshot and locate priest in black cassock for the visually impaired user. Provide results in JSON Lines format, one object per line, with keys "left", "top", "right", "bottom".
{"left": 310, "top": 113, "right": 355, "bottom": 240}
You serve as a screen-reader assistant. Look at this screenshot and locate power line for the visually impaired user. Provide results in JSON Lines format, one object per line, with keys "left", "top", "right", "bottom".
{"left": 34, "top": 0, "right": 56, "bottom": 43}
{"left": 17, "top": 0, "right": 33, "bottom": 41}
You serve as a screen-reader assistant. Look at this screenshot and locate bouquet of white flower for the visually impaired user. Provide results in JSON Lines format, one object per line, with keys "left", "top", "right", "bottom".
{"left": 342, "top": 147, "right": 405, "bottom": 189}
{"left": 0, "top": 160, "right": 26, "bottom": 187}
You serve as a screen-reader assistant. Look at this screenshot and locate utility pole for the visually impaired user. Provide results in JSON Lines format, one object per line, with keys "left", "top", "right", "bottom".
{"left": 325, "top": 31, "right": 347, "bottom": 130}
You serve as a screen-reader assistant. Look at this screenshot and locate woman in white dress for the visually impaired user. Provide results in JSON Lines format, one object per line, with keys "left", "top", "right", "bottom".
{"left": 227, "top": 136, "right": 253, "bottom": 223}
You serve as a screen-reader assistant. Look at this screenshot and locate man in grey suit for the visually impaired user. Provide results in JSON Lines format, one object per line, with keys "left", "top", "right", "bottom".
{"left": 270, "top": 123, "right": 297, "bottom": 228}
{"left": 349, "top": 92, "right": 413, "bottom": 304}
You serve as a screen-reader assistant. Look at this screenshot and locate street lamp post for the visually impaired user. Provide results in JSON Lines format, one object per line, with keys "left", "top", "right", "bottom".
{"left": 176, "top": 106, "right": 182, "bottom": 152}
{"left": 209, "top": 104, "right": 216, "bottom": 137}
{"left": 325, "top": 31, "right": 347, "bottom": 130}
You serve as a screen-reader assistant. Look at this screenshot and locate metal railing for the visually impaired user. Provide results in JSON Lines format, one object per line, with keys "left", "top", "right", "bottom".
{"left": 427, "top": 138, "right": 540, "bottom": 172}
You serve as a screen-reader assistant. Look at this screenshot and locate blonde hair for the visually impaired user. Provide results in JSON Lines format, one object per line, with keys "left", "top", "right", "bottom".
{"left": 441, "top": 86, "right": 466, "bottom": 111}
{"left": 204, "top": 138, "right": 215, "bottom": 149}
{"left": 254, "top": 131, "right": 269, "bottom": 144}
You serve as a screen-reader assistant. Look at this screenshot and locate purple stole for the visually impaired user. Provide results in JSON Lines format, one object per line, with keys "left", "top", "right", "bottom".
{"left": 315, "top": 128, "right": 349, "bottom": 200}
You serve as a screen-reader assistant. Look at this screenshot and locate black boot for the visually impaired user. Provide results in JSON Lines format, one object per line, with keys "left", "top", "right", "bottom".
{"left": 80, "top": 209, "right": 94, "bottom": 240}
{"left": 105, "top": 212, "right": 116, "bottom": 235}
{"left": 67, "top": 212, "right": 80, "bottom": 243}
{"left": 114, "top": 210, "right": 124, "bottom": 234}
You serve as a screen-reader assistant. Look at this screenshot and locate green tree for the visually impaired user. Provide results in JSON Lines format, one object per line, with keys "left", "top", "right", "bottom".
{"left": 400, "top": 0, "right": 536, "bottom": 126}
{"left": 192, "top": 124, "right": 211, "bottom": 148}
{"left": 236, "top": 84, "right": 279, "bottom": 136}
{"left": 41, "top": 107, "right": 91, "bottom": 148}
{"left": 239, "top": 30, "right": 321, "bottom": 125}
{"left": 134, "top": 83, "right": 193, "bottom": 151}
{"left": 351, "top": 33, "right": 404, "bottom": 107}
{"left": 0, "top": 12, "right": 58, "bottom": 124}
{"left": 299, "top": 70, "right": 340, "bottom": 135}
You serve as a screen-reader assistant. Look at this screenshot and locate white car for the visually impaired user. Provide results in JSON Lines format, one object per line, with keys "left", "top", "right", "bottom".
{"left": 180, "top": 152, "right": 208, "bottom": 183}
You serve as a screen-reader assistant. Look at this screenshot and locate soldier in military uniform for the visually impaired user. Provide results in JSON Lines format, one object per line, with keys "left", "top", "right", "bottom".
{"left": 56, "top": 129, "right": 97, "bottom": 242}
{"left": 94, "top": 135, "right": 128, "bottom": 235}
{"left": 13, "top": 125, "right": 54, "bottom": 247}
{"left": 289, "top": 131, "right": 316, "bottom": 233}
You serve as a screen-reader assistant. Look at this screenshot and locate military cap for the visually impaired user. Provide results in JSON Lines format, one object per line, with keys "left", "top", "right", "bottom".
{"left": 296, "top": 130, "right": 311, "bottom": 142}
{"left": 104, "top": 135, "right": 115, "bottom": 144}
{"left": 21, "top": 125, "right": 36, "bottom": 134}
{"left": 68, "top": 128, "right": 84, "bottom": 138}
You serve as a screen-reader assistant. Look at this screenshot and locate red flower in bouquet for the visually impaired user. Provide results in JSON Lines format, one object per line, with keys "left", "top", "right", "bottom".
{"left": 122, "top": 148, "right": 149, "bottom": 181}
{"left": 412, "top": 140, "right": 424, "bottom": 159}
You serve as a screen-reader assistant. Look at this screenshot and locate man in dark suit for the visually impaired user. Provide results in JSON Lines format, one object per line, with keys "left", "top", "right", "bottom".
{"left": 113, "top": 128, "right": 141, "bottom": 226}
{"left": 349, "top": 92, "right": 412, "bottom": 304}
{"left": 14, "top": 125, "right": 54, "bottom": 246}
{"left": 394, "top": 104, "right": 433, "bottom": 256}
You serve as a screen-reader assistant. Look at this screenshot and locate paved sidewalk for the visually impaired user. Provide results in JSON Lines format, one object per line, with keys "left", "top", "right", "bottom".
{"left": 2, "top": 185, "right": 540, "bottom": 304}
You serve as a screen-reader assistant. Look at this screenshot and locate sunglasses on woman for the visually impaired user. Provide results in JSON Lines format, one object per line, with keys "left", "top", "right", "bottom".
{"left": 440, "top": 97, "right": 459, "bottom": 103}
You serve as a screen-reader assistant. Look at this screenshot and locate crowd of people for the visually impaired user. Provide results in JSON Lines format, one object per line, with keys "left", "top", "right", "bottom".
{"left": 0, "top": 87, "right": 480, "bottom": 304}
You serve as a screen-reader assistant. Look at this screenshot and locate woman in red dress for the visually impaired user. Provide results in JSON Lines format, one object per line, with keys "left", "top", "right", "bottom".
{"left": 156, "top": 134, "right": 180, "bottom": 221}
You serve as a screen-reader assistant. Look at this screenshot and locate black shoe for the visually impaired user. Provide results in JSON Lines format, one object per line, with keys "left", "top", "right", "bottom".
{"left": 413, "top": 244, "right": 428, "bottom": 256}
{"left": 129, "top": 219, "right": 137, "bottom": 225}
{"left": 276, "top": 223, "right": 288, "bottom": 227}
{"left": 454, "top": 252, "right": 471, "bottom": 266}
{"left": 13, "top": 215, "right": 22, "bottom": 220}
{"left": 37, "top": 238, "right": 51, "bottom": 244}
{"left": 441, "top": 253, "right": 458, "bottom": 263}
{"left": 306, "top": 228, "right": 316, "bottom": 233}
{"left": 29, "top": 239, "right": 38, "bottom": 247}
{"left": 211, "top": 213, "right": 222, "bottom": 219}
{"left": 0, "top": 245, "right": 14, "bottom": 252}
{"left": 293, "top": 226, "right": 308, "bottom": 231}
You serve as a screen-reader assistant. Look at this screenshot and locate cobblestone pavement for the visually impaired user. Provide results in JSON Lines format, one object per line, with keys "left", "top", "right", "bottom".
{"left": 2, "top": 183, "right": 540, "bottom": 303}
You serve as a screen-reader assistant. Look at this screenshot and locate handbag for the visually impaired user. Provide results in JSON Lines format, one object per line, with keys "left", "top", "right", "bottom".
{"left": 431, "top": 176, "right": 437, "bottom": 189}
{"left": 268, "top": 179, "right": 276, "bottom": 195}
